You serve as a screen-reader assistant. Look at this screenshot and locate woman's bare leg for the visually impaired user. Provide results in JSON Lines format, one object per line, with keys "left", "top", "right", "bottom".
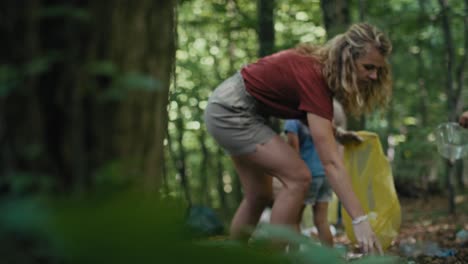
{"left": 229, "top": 158, "right": 272, "bottom": 240}
{"left": 230, "top": 135, "right": 311, "bottom": 239}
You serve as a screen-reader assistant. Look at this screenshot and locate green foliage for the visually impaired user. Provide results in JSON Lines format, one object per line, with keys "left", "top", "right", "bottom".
{"left": 0, "top": 193, "right": 402, "bottom": 263}
{"left": 100, "top": 72, "right": 162, "bottom": 100}
{"left": 93, "top": 160, "right": 135, "bottom": 191}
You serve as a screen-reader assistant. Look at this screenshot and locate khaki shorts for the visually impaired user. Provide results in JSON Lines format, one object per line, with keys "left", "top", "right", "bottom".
{"left": 204, "top": 72, "right": 276, "bottom": 155}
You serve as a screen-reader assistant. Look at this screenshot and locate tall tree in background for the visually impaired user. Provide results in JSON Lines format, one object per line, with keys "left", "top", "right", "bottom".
{"left": 0, "top": 1, "right": 175, "bottom": 194}
{"left": 257, "top": 0, "right": 281, "bottom": 133}
{"left": 455, "top": 0, "right": 468, "bottom": 192}
{"left": 358, "top": 0, "right": 366, "bottom": 21}
{"left": 319, "top": 0, "right": 365, "bottom": 130}
{"left": 320, "top": 0, "right": 350, "bottom": 39}
{"left": 257, "top": 0, "right": 275, "bottom": 57}
{"left": 355, "top": 0, "right": 367, "bottom": 130}
{"left": 153, "top": 1, "right": 176, "bottom": 192}
{"left": 437, "top": 0, "right": 468, "bottom": 214}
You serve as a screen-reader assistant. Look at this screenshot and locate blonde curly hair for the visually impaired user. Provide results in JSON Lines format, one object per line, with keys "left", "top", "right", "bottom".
{"left": 296, "top": 23, "right": 392, "bottom": 117}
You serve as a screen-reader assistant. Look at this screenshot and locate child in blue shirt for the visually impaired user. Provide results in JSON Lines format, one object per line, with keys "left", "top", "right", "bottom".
{"left": 284, "top": 101, "right": 348, "bottom": 246}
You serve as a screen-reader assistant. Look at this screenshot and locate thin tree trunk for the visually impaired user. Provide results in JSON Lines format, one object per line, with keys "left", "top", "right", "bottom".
{"left": 456, "top": 160, "right": 465, "bottom": 192}
{"left": 455, "top": 0, "right": 468, "bottom": 191}
{"left": 446, "top": 161, "right": 456, "bottom": 214}
{"left": 175, "top": 108, "right": 191, "bottom": 206}
{"left": 356, "top": 0, "right": 367, "bottom": 130}
{"left": 216, "top": 148, "right": 228, "bottom": 215}
{"left": 358, "top": 0, "right": 366, "bottom": 22}
{"left": 198, "top": 129, "right": 212, "bottom": 205}
{"left": 438, "top": 0, "right": 457, "bottom": 214}
{"left": 455, "top": 0, "right": 468, "bottom": 115}
{"left": 166, "top": 110, "right": 191, "bottom": 205}
{"left": 320, "top": 0, "right": 350, "bottom": 39}
{"left": 438, "top": 0, "right": 456, "bottom": 120}
{"left": 162, "top": 151, "right": 170, "bottom": 196}
{"left": 232, "top": 168, "right": 243, "bottom": 205}
{"left": 257, "top": 0, "right": 275, "bottom": 57}
{"left": 416, "top": 0, "right": 431, "bottom": 196}
{"left": 257, "top": 0, "right": 280, "bottom": 133}
{"left": 320, "top": 0, "right": 360, "bottom": 130}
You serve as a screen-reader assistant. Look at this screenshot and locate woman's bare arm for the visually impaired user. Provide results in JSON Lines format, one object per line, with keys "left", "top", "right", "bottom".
{"left": 306, "top": 112, "right": 364, "bottom": 219}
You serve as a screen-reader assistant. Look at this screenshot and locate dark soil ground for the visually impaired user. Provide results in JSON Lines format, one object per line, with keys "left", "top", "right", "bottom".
{"left": 389, "top": 194, "right": 468, "bottom": 263}
{"left": 334, "top": 193, "right": 468, "bottom": 263}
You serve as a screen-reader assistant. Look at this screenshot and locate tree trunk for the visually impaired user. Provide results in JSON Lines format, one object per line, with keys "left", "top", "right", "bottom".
{"left": 455, "top": 0, "right": 468, "bottom": 116}
{"left": 216, "top": 148, "right": 228, "bottom": 215}
{"left": 0, "top": 1, "right": 42, "bottom": 195}
{"left": 0, "top": 1, "right": 175, "bottom": 194}
{"left": 438, "top": 0, "right": 456, "bottom": 121}
{"left": 175, "top": 108, "right": 191, "bottom": 206}
{"left": 232, "top": 168, "right": 243, "bottom": 205}
{"left": 320, "top": 0, "right": 363, "bottom": 130}
{"left": 257, "top": 0, "right": 280, "bottom": 133}
{"left": 257, "top": 0, "right": 275, "bottom": 57}
{"left": 358, "top": 0, "right": 366, "bottom": 21}
{"left": 320, "top": 0, "right": 350, "bottom": 39}
{"left": 455, "top": 0, "right": 468, "bottom": 191}
{"left": 416, "top": 0, "right": 431, "bottom": 195}
{"left": 446, "top": 161, "right": 456, "bottom": 214}
{"left": 456, "top": 160, "right": 465, "bottom": 192}
{"left": 198, "top": 129, "right": 212, "bottom": 205}
{"left": 438, "top": 0, "right": 461, "bottom": 214}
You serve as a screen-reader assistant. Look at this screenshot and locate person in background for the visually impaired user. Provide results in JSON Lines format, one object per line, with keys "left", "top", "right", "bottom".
{"left": 204, "top": 23, "right": 392, "bottom": 254}
{"left": 459, "top": 111, "right": 468, "bottom": 128}
{"left": 284, "top": 100, "right": 350, "bottom": 247}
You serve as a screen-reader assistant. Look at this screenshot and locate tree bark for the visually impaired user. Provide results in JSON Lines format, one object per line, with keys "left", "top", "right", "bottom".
{"left": 438, "top": 0, "right": 457, "bottom": 214}
{"left": 438, "top": 0, "right": 456, "bottom": 121}
{"left": 320, "top": 0, "right": 350, "bottom": 39}
{"left": 257, "top": 0, "right": 275, "bottom": 57}
{"left": 0, "top": 1, "right": 175, "bottom": 194}
{"left": 216, "top": 148, "right": 228, "bottom": 215}
{"left": 198, "top": 129, "right": 212, "bottom": 205}
{"left": 455, "top": 0, "right": 468, "bottom": 191}
{"left": 174, "top": 108, "right": 191, "bottom": 206}
{"left": 358, "top": 0, "right": 366, "bottom": 22}
{"left": 257, "top": 0, "right": 281, "bottom": 133}
{"left": 320, "top": 0, "right": 364, "bottom": 130}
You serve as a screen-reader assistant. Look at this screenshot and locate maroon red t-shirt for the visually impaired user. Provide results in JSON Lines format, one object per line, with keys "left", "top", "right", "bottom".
{"left": 241, "top": 49, "right": 333, "bottom": 121}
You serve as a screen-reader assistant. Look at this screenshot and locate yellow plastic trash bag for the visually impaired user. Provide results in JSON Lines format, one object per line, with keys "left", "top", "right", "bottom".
{"left": 341, "top": 131, "right": 401, "bottom": 251}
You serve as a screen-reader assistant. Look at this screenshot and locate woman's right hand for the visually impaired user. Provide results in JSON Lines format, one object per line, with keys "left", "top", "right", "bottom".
{"left": 352, "top": 218, "right": 383, "bottom": 255}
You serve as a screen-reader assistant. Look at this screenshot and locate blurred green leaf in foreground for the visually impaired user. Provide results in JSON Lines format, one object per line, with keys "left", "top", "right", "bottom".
{"left": 0, "top": 191, "right": 401, "bottom": 264}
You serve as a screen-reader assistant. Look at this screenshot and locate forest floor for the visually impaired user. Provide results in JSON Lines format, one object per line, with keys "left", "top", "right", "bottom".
{"left": 334, "top": 193, "right": 468, "bottom": 263}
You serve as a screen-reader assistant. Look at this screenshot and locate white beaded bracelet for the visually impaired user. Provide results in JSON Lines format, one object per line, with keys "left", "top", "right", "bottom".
{"left": 352, "top": 215, "right": 368, "bottom": 225}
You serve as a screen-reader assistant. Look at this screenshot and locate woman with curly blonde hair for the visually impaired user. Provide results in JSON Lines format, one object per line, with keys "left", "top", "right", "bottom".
{"left": 296, "top": 23, "right": 392, "bottom": 117}
{"left": 204, "top": 23, "right": 391, "bottom": 254}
